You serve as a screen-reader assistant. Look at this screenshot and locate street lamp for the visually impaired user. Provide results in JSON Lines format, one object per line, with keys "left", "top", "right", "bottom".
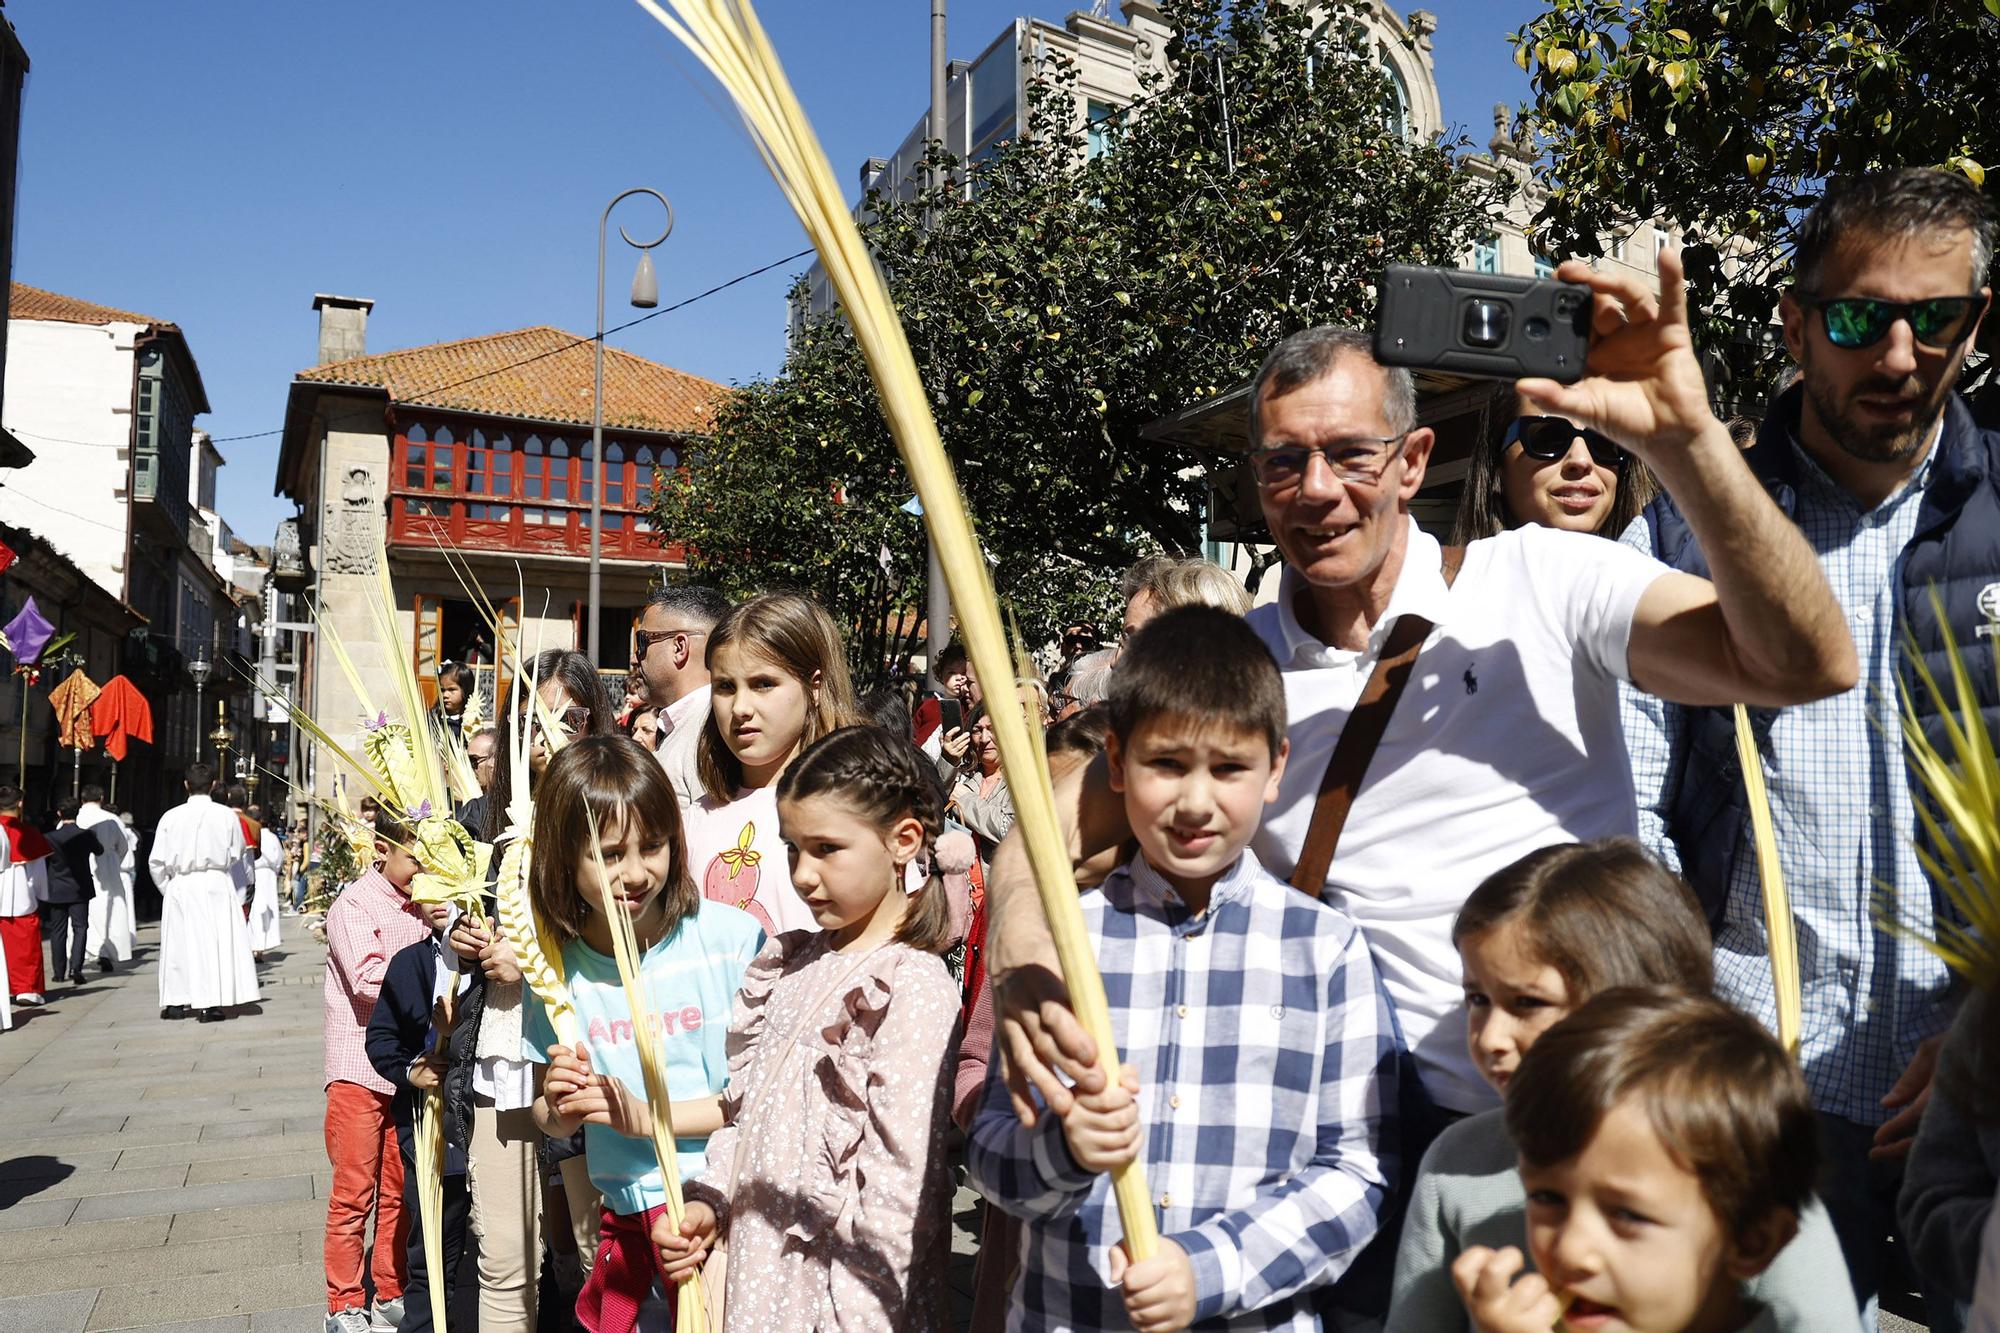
{"left": 590, "top": 187, "right": 674, "bottom": 668}
{"left": 188, "top": 648, "right": 212, "bottom": 767}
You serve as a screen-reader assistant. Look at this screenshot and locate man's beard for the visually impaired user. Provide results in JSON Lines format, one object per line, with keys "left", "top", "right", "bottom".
{"left": 1801, "top": 350, "right": 1952, "bottom": 466}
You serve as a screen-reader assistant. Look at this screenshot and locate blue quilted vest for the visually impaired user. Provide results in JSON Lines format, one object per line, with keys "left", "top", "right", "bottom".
{"left": 1642, "top": 386, "right": 2000, "bottom": 922}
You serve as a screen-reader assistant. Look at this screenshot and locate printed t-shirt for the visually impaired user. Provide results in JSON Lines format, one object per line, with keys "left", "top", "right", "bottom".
{"left": 524, "top": 899, "right": 764, "bottom": 1215}
{"left": 1247, "top": 519, "right": 1666, "bottom": 1114}
{"left": 681, "top": 785, "right": 820, "bottom": 938}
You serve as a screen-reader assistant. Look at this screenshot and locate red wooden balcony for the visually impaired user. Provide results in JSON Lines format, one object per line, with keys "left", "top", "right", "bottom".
{"left": 387, "top": 419, "right": 687, "bottom": 564}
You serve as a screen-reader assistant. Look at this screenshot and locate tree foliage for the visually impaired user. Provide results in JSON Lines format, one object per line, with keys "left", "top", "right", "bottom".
{"left": 1512, "top": 0, "right": 1999, "bottom": 406}
{"left": 655, "top": 0, "right": 1505, "bottom": 678}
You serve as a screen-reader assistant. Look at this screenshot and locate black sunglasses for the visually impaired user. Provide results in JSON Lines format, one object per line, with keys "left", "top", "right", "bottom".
{"left": 1810, "top": 294, "right": 1988, "bottom": 350}
{"left": 1504, "top": 416, "right": 1625, "bottom": 469}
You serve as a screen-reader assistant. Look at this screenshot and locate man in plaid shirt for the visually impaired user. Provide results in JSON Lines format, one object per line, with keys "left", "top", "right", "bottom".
{"left": 968, "top": 607, "right": 1396, "bottom": 1331}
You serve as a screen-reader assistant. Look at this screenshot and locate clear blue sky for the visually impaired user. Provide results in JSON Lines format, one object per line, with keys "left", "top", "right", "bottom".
{"left": 5, "top": 0, "right": 1537, "bottom": 544}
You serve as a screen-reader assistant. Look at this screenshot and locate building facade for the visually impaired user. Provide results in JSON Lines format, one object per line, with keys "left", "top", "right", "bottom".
{"left": 274, "top": 296, "right": 720, "bottom": 803}
{"left": 0, "top": 283, "right": 241, "bottom": 811}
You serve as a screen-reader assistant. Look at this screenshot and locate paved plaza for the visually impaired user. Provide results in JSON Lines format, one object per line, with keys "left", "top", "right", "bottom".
{"left": 0, "top": 923, "right": 983, "bottom": 1333}
{"left": 0, "top": 926, "right": 328, "bottom": 1333}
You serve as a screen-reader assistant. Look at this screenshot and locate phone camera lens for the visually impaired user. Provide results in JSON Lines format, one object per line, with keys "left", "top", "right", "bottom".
{"left": 1524, "top": 315, "right": 1551, "bottom": 341}
{"left": 1463, "top": 299, "right": 1510, "bottom": 349}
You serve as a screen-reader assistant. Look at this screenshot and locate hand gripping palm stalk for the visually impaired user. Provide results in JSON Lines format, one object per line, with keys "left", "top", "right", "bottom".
{"left": 630, "top": 0, "right": 1158, "bottom": 1260}
{"left": 584, "top": 809, "right": 708, "bottom": 1331}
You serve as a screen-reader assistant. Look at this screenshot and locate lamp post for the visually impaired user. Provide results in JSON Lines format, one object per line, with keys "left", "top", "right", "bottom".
{"left": 209, "top": 699, "right": 234, "bottom": 773}
{"left": 590, "top": 187, "right": 674, "bottom": 668}
{"left": 189, "top": 648, "right": 212, "bottom": 767}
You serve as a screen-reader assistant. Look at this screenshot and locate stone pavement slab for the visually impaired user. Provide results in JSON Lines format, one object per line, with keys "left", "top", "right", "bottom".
{"left": 0, "top": 924, "right": 329, "bottom": 1331}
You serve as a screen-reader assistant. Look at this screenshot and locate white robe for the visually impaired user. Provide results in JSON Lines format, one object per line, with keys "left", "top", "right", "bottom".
{"left": 77, "top": 802, "right": 136, "bottom": 963}
{"left": 149, "top": 795, "right": 260, "bottom": 1010}
{"left": 249, "top": 827, "right": 283, "bottom": 952}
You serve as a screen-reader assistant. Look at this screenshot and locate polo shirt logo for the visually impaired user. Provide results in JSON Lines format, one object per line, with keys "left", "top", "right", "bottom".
{"left": 1463, "top": 663, "right": 1479, "bottom": 695}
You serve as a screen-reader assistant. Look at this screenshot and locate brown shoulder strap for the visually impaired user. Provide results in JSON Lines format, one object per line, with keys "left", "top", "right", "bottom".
{"left": 1289, "top": 545, "right": 1462, "bottom": 899}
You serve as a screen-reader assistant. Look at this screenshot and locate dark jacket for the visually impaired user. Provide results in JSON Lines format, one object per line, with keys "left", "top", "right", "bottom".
{"left": 44, "top": 823, "right": 114, "bottom": 906}
{"left": 366, "top": 935, "right": 478, "bottom": 1171}
{"left": 1643, "top": 385, "right": 2000, "bottom": 921}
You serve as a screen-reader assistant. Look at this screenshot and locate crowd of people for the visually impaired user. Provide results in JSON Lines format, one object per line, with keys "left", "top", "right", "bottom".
{"left": 291, "top": 164, "right": 2000, "bottom": 1333}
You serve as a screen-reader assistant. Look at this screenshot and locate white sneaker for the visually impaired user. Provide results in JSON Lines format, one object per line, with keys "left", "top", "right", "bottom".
{"left": 13, "top": 992, "right": 45, "bottom": 1007}
{"left": 368, "top": 1297, "right": 404, "bottom": 1331}
{"left": 325, "top": 1310, "right": 371, "bottom": 1333}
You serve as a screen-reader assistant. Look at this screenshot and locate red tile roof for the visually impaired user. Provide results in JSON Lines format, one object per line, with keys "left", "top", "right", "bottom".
{"left": 10, "top": 282, "right": 174, "bottom": 329}
{"left": 297, "top": 325, "right": 724, "bottom": 436}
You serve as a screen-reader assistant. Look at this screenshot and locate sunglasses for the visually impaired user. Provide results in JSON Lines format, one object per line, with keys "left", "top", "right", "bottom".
{"left": 1504, "top": 416, "right": 1625, "bottom": 469}
{"left": 634, "top": 625, "right": 707, "bottom": 657}
{"left": 1809, "top": 294, "right": 1987, "bottom": 350}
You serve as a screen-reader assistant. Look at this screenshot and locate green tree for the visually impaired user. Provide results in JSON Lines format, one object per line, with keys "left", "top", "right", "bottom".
{"left": 1512, "top": 0, "right": 1999, "bottom": 407}
{"left": 655, "top": 0, "right": 1505, "bottom": 679}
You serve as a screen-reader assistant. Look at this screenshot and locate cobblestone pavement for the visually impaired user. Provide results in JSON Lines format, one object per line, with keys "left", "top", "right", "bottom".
{"left": 0, "top": 921, "right": 984, "bottom": 1333}
{"left": 0, "top": 922, "right": 328, "bottom": 1332}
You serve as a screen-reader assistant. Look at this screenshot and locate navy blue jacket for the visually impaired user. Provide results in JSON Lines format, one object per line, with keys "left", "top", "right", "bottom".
{"left": 1643, "top": 385, "right": 2000, "bottom": 918}
{"left": 365, "top": 936, "right": 476, "bottom": 1172}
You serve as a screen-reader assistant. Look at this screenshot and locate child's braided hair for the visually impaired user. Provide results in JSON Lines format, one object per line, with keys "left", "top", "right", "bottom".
{"left": 776, "top": 724, "right": 956, "bottom": 954}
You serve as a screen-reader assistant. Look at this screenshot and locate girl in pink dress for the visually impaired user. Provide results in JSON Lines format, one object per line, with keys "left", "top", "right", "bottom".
{"left": 656, "top": 725, "right": 962, "bottom": 1331}
{"left": 679, "top": 593, "right": 862, "bottom": 939}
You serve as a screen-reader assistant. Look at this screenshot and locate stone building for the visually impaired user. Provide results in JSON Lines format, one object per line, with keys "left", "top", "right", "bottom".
{"left": 273, "top": 296, "right": 722, "bottom": 801}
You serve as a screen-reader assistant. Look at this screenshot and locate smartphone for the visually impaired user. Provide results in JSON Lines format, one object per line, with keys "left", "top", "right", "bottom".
{"left": 1373, "top": 264, "right": 1592, "bottom": 383}
{"left": 938, "top": 697, "right": 964, "bottom": 736}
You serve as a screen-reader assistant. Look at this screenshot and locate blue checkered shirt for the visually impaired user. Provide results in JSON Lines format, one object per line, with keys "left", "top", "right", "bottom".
{"left": 965, "top": 850, "right": 1396, "bottom": 1330}
{"left": 1622, "top": 433, "right": 1953, "bottom": 1125}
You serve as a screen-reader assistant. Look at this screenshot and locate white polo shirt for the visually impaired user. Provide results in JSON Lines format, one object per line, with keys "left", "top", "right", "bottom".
{"left": 1247, "top": 519, "right": 1667, "bottom": 1113}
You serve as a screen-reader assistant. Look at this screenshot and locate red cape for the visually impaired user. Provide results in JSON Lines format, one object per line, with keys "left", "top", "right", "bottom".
{"left": 1, "top": 812, "right": 51, "bottom": 863}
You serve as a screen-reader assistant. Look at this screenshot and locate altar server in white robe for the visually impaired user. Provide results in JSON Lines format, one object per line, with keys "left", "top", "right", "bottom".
{"left": 149, "top": 763, "right": 259, "bottom": 1021}
{"left": 77, "top": 785, "right": 135, "bottom": 970}
{"left": 249, "top": 814, "right": 283, "bottom": 957}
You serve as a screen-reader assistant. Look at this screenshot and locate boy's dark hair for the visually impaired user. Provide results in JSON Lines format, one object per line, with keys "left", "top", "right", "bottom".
{"left": 0, "top": 784, "right": 20, "bottom": 811}
{"left": 358, "top": 794, "right": 380, "bottom": 816}
{"left": 776, "top": 725, "right": 956, "bottom": 955}
{"left": 224, "top": 784, "right": 249, "bottom": 809}
{"left": 1507, "top": 987, "right": 1817, "bottom": 1241}
{"left": 529, "top": 734, "right": 696, "bottom": 946}
{"left": 1794, "top": 167, "right": 1996, "bottom": 294}
{"left": 1452, "top": 838, "right": 1713, "bottom": 1001}
{"left": 935, "top": 641, "right": 969, "bottom": 677}
{"left": 1107, "top": 605, "right": 1285, "bottom": 760}
{"left": 56, "top": 798, "right": 80, "bottom": 822}
{"left": 1045, "top": 704, "right": 1112, "bottom": 763}
{"left": 184, "top": 764, "right": 215, "bottom": 793}
{"left": 371, "top": 809, "right": 412, "bottom": 847}
{"left": 80, "top": 784, "right": 105, "bottom": 804}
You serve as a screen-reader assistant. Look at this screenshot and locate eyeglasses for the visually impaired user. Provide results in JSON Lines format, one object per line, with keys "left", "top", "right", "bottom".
{"left": 470, "top": 752, "right": 496, "bottom": 769}
{"left": 635, "top": 626, "right": 708, "bottom": 657}
{"left": 1504, "top": 416, "right": 1626, "bottom": 469}
{"left": 1248, "top": 433, "right": 1408, "bottom": 491}
{"left": 1809, "top": 294, "right": 1988, "bottom": 350}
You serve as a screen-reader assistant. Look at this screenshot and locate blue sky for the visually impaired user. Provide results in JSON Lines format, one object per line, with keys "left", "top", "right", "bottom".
{"left": 5, "top": 0, "right": 1538, "bottom": 542}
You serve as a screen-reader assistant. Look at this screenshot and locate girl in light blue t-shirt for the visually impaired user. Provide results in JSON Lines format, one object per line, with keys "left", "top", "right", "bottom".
{"left": 521, "top": 734, "right": 763, "bottom": 1332}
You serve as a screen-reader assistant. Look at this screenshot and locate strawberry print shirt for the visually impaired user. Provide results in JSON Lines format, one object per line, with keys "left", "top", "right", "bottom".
{"left": 682, "top": 785, "right": 821, "bottom": 939}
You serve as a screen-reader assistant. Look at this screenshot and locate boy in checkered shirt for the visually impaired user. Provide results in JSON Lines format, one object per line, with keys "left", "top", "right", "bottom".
{"left": 967, "top": 605, "right": 1398, "bottom": 1331}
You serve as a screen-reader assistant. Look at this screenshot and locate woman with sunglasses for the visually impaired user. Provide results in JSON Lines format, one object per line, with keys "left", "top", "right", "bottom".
{"left": 1451, "top": 386, "right": 1657, "bottom": 544}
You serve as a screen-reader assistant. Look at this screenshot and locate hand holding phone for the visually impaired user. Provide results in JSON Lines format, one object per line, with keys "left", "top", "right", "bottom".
{"left": 1375, "top": 265, "right": 1591, "bottom": 384}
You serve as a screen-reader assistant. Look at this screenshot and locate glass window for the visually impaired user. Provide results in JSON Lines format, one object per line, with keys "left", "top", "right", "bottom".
{"left": 548, "top": 438, "right": 569, "bottom": 504}
{"left": 1086, "top": 100, "right": 1117, "bottom": 160}
{"left": 1474, "top": 233, "right": 1500, "bottom": 274}
{"left": 968, "top": 39, "right": 1019, "bottom": 155}
{"left": 1532, "top": 254, "right": 1556, "bottom": 279}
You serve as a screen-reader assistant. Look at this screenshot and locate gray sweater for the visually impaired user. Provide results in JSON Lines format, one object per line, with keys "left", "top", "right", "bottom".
{"left": 1899, "top": 988, "right": 2000, "bottom": 1305}
{"left": 1385, "top": 1109, "right": 1861, "bottom": 1333}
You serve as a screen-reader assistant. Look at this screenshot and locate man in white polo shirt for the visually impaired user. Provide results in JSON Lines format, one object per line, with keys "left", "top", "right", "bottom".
{"left": 978, "top": 250, "right": 1859, "bottom": 1317}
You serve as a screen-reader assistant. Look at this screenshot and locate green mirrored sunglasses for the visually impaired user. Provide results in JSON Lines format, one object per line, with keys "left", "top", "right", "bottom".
{"left": 1810, "top": 294, "right": 1987, "bottom": 350}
